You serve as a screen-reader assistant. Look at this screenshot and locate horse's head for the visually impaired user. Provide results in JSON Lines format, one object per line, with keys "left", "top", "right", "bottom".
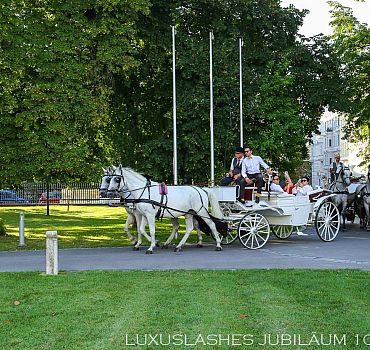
{"left": 107, "top": 165, "right": 125, "bottom": 198}
{"left": 341, "top": 166, "right": 352, "bottom": 187}
{"left": 99, "top": 167, "right": 113, "bottom": 198}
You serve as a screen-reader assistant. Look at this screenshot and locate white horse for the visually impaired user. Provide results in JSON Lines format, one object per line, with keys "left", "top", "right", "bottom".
{"left": 99, "top": 167, "right": 147, "bottom": 245}
{"left": 107, "top": 165, "right": 225, "bottom": 254}
{"left": 362, "top": 165, "right": 370, "bottom": 230}
{"left": 329, "top": 166, "right": 352, "bottom": 230}
{"left": 100, "top": 168, "right": 204, "bottom": 248}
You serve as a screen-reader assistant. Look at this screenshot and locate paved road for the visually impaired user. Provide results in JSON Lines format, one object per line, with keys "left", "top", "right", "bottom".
{"left": 1, "top": 226, "right": 369, "bottom": 272}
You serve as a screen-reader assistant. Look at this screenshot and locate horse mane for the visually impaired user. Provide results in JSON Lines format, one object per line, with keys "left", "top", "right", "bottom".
{"left": 124, "top": 167, "right": 157, "bottom": 184}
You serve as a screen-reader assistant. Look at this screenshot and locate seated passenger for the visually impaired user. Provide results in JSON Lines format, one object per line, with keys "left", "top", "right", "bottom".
{"left": 270, "top": 174, "right": 284, "bottom": 193}
{"left": 283, "top": 171, "right": 294, "bottom": 194}
{"left": 220, "top": 146, "right": 244, "bottom": 186}
{"left": 292, "top": 176, "right": 313, "bottom": 196}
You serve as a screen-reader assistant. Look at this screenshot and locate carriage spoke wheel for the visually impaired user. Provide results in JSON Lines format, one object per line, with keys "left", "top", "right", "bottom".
{"left": 220, "top": 220, "right": 239, "bottom": 245}
{"left": 271, "top": 225, "right": 293, "bottom": 240}
{"left": 315, "top": 201, "right": 340, "bottom": 242}
{"left": 238, "top": 213, "right": 270, "bottom": 249}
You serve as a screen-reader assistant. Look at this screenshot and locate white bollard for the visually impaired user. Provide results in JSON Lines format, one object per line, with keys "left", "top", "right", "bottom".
{"left": 18, "top": 211, "right": 26, "bottom": 247}
{"left": 46, "top": 231, "right": 58, "bottom": 275}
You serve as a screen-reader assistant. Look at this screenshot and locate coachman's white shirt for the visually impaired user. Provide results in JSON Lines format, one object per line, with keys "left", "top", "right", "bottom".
{"left": 241, "top": 155, "right": 269, "bottom": 178}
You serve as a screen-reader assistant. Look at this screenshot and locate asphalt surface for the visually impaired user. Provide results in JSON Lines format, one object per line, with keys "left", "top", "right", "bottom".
{"left": 1, "top": 224, "right": 369, "bottom": 272}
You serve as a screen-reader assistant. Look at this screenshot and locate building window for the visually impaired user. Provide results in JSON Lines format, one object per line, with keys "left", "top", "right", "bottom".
{"left": 329, "top": 139, "right": 332, "bottom": 147}
{"left": 329, "top": 157, "right": 332, "bottom": 165}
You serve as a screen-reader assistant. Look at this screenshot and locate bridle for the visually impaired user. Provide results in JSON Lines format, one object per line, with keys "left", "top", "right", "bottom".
{"left": 108, "top": 168, "right": 155, "bottom": 200}
{"left": 99, "top": 172, "right": 112, "bottom": 192}
{"left": 331, "top": 166, "right": 351, "bottom": 193}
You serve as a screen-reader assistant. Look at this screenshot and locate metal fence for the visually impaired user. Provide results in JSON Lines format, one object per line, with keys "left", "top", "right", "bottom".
{"left": 0, "top": 183, "right": 118, "bottom": 206}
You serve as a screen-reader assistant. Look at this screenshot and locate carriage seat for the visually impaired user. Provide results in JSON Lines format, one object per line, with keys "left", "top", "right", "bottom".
{"left": 348, "top": 183, "right": 365, "bottom": 195}
{"left": 347, "top": 184, "right": 366, "bottom": 203}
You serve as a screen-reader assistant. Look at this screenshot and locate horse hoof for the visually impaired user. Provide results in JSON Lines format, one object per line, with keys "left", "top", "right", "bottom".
{"left": 174, "top": 247, "right": 181, "bottom": 252}
{"left": 215, "top": 246, "right": 222, "bottom": 251}
{"left": 155, "top": 240, "right": 160, "bottom": 247}
{"left": 161, "top": 245, "right": 168, "bottom": 249}
{"left": 196, "top": 244, "right": 203, "bottom": 248}
{"left": 132, "top": 241, "right": 137, "bottom": 246}
{"left": 145, "top": 250, "right": 153, "bottom": 255}
{"left": 133, "top": 246, "right": 139, "bottom": 251}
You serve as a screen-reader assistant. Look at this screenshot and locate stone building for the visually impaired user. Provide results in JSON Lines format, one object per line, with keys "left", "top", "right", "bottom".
{"left": 310, "top": 110, "right": 366, "bottom": 187}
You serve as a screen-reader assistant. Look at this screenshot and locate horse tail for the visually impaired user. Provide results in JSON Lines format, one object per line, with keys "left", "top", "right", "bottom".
{"left": 202, "top": 188, "right": 224, "bottom": 219}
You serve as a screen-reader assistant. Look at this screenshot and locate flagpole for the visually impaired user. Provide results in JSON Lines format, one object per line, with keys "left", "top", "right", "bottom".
{"left": 239, "top": 37, "right": 244, "bottom": 147}
{"left": 210, "top": 31, "right": 215, "bottom": 187}
{"left": 172, "top": 25, "right": 178, "bottom": 185}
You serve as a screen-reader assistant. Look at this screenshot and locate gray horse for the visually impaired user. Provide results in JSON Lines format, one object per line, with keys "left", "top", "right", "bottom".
{"left": 329, "top": 166, "right": 352, "bottom": 230}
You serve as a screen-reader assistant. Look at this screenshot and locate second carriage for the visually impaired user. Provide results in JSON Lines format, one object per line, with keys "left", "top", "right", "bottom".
{"left": 208, "top": 186, "right": 341, "bottom": 249}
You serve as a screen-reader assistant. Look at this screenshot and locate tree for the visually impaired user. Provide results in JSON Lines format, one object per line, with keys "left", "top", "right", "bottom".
{"left": 109, "top": 0, "right": 340, "bottom": 182}
{"left": 328, "top": 1, "right": 370, "bottom": 161}
{"left": 0, "top": 0, "right": 340, "bottom": 186}
{"left": 0, "top": 0, "right": 150, "bottom": 185}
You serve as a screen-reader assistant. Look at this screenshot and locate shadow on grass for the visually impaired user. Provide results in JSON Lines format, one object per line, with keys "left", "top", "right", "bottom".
{"left": 0, "top": 206, "right": 210, "bottom": 251}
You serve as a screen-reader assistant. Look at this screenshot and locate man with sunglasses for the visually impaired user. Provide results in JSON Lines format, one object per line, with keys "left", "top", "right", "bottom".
{"left": 292, "top": 176, "right": 313, "bottom": 196}
{"left": 239, "top": 146, "right": 272, "bottom": 203}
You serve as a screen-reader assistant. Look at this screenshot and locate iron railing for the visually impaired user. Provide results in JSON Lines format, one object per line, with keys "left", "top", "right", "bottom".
{"left": 0, "top": 183, "right": 118, "bottom": 206}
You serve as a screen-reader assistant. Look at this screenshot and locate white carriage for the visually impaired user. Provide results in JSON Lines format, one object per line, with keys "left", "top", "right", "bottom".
{"left": 208, "top": 186, "right": 341, "bottom": 249}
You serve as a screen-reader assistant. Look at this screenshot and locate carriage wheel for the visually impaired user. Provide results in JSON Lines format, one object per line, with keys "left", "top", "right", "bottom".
{"left": 315, "top": 201, "right": 340, "bottom": 241}
{"left": 271, "top": 225, "right": 293, "bottom": 239}
{"left": 221, "top": 219, "right": 239, "bottom": 245}
{"left": 238, "top": 212, "right": 270, "bottom": 249}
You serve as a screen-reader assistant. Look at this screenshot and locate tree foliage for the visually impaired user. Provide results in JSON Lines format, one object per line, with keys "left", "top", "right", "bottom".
{"left": 328, "top": 1, "right": 370, "bottom": 160}
{"left": 0, "top": 0, "right": 150, "bottom": 184}
{"left": 109, "top": 0, "right": 340, "bottom": 182}
{"left": 0, "top": 0, "right": 340, "bottom": 185}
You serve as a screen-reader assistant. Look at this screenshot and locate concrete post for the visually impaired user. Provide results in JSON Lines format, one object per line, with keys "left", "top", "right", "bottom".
{"left": 46, "top": 231, "right": 58, "bottom": 275}
{"left": 18, "top": 211, "right": 26, "bottom": 247}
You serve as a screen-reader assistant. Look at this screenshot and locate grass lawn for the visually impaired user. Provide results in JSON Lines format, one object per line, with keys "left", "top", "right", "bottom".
{"left": 0, "top": 206, "right": 214, "bottom": 251}
{"left": 1, "top": 269, "right": 369, "bottom": 349}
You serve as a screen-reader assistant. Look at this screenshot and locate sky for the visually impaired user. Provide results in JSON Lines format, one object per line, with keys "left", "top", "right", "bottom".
{"left": 280, "top": 0, "right": 370, "bottom": 36}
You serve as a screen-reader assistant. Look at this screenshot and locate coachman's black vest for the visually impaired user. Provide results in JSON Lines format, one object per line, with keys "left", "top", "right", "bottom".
{"left": 232, "top": 158, "right": 243, "bottom": 175}
{"left": 331, "top": 161, "right": 343, "bottom": 182}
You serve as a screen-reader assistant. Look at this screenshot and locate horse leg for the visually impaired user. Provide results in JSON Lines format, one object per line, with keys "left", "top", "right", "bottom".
{"left": 342, "top": 211, "right": 346, "bottom": 231}
{"left": 174, "top": 216, "right": 194, "bottom": 252}
{"left": 201, "top": 216, "right": 222, "bottom": 251}
{"left": 133, "top": 213, "right": 144, "bottom": 250}
{"left": 365, "top": 201, "right": 370, "bottom": 231}
{"left": 124, "top": 212, "right": 137, "bottom": 245}
{"left": 162, "top": 218, "right": 179, "bottom": 249}
{"left": 145, "top": 215, "right": 157, "bottom": 254}
{"left": 194, "top": 219, "right": 203, "bottom": 248}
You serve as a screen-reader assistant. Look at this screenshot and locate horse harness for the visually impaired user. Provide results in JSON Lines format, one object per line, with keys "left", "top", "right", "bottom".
{"left": 113, "top": 170, "right": 212, "bottom": 221}
{"left": 329, "top": 167, "right": 350, "bottom": 195}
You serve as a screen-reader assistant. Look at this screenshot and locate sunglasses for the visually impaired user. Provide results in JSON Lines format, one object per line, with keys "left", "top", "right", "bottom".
{"left": 273, "top": 178, "right": 279, "bottom": 181}
{"left": 302, "top": 179, "right": 308, "bottom": 182}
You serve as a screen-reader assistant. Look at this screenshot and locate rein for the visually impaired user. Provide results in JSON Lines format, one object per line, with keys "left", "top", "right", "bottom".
{"left": 115, "top": 178, "right": 216, "bottom": 221}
